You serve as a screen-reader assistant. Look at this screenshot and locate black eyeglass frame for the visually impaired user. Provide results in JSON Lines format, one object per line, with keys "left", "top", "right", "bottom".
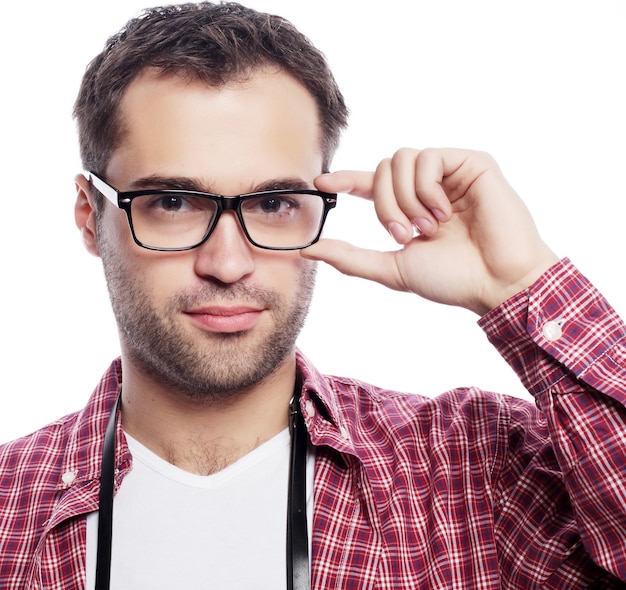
{"left": 88, "top": 172, "right": 338, "bottom": 252}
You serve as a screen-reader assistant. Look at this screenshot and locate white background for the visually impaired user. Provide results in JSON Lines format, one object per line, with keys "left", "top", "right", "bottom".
{"left": 1, "top": 0, "right": 624, "bottom": 443}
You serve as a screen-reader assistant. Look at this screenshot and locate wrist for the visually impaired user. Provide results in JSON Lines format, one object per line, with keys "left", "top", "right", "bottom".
{"left": 478, "top": 251, "right": 561, "bottom": 315}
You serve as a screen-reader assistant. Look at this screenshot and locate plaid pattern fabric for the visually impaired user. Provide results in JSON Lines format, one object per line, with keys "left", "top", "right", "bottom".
{"left": 1, "top": 258, "right": 625, "bottom": 589}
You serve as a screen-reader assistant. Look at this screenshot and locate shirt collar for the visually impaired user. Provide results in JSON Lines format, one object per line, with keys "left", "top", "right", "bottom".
{"left": 295, "top": 349, "right": 358, "bottom": 456}
{"left": 59, "top": 358, "right": 129, "bottom": 489}
{"left": 59, "top": 351, "right": 359, "bottom": 487}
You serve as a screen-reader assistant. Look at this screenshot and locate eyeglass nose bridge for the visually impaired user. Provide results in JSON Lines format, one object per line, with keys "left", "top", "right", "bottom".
{"left": 210, "top": 195, "right": 246, "bottom": 229}
{"left": 217, "top": 194, "right": 244, "bottom": 211}
{"left": 202, "top": 195, "right": 256, "bottom": 248}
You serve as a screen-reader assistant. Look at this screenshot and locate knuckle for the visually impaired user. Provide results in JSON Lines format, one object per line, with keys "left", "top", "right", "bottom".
{"left": 390, "top": 147, "right": 419, "bottom": 170}
{"left": 375, "top": 157, "right": 392, "bottom": 176}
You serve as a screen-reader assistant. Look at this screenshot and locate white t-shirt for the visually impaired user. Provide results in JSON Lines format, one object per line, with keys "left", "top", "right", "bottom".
{"left": 85, "top": 429, "right": 314, "bottom": 590}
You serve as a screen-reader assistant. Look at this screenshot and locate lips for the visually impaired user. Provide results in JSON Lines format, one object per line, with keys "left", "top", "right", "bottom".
{"left": 184, "top": 305, "right": 265, "bottom": 333}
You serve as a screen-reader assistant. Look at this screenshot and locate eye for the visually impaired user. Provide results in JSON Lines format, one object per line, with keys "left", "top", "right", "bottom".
{"left": 148, "top": 195, "right": 197, "bottom": 213}
{"left": 152, "top": 195, "right": 189, "bottom": 212}
{"left": 137, "top": 193, "right": 207, "bottom": 216}
{"left": 259, "top": 197, "right": 288, "bottom": 213}
{"left": 244, "top": 194, "right": 299, "bottom": 215}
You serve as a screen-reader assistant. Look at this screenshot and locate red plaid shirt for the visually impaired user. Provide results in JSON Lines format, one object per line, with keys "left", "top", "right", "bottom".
{"left": 1, "top": 259, "right": 625, "bottom": 589}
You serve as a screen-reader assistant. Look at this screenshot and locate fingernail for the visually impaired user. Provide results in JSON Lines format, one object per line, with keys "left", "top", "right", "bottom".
{"left": 412, "top": 217, "right": 434, "bottom": 234}
{"left": 432, "top": 208, "right": 447, "bottom": 222}
{"left": 387, "top": 221, "right": 409, "bottom": 242}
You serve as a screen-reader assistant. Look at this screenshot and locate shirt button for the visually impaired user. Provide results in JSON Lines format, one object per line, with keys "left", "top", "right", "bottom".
{"left": 542, "top": 320, "right": 563, "bottom": 342}
{"left": 61, "top": 471, "right": 77, "bottom": 486}
{"left": 340, "top": 426, "right": 350, "bottom": 441}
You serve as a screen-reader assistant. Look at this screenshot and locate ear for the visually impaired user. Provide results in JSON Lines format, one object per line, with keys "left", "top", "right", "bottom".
{"left": 74, "top": 173, "right": 101, "bottom": 257}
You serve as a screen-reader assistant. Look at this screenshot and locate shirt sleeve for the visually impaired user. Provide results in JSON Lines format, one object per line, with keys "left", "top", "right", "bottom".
{"left": 478, "top": 258, "right": 626, "bottom": 581}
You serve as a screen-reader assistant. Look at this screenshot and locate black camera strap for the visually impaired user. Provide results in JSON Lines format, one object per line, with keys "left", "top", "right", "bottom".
{"left": 95, "top": 385, "right": 309, "bottom": 590}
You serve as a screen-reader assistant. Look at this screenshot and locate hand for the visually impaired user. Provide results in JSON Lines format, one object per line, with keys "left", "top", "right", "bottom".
{"left": 303, "top": 148, "right": 559, "bottom": 315}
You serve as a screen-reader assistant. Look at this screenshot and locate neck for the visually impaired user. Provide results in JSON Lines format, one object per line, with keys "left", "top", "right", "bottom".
{"left": 119, "top": 353, "right": 297, "bottom": 475}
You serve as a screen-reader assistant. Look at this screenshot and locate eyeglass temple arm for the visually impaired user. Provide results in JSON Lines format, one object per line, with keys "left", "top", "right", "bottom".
{"left": 88, "top": 172, "right": 119, "bottom": 206}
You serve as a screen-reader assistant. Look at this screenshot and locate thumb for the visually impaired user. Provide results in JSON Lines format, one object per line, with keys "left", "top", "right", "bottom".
{"left": 302, "top": 238, "right": 403, "bottom": 290}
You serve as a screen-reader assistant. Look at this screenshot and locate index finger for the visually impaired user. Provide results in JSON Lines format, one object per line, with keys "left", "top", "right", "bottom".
{"left": 314, "top": 170, "right": 375, "bottom": 201}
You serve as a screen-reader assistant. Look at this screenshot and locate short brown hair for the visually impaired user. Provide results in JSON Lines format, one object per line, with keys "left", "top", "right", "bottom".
{"left": 74, "top": 2, "right": 349, "bottom": 176}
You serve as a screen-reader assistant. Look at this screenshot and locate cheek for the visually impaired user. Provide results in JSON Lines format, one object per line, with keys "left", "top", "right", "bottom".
{"left": 96, "top": 204, "right": 134, "bottom": 254}
{"left": 256, "top": 250, "right": 318, "bottom": 292}
{"left": 97, "top": 212, "right": 185, "bottom": 305}
{"left": 297, "top": 258, "right": 318, "bottom": 297}
{"left": 138, "top": 254, "right": 197, "bottom": 306}
{"left": 275, "top": 255, "right": 317, "bottom": 302}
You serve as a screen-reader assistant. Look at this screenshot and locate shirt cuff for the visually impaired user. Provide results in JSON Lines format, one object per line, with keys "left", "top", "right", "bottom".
{"left": 478, "top": 258, "right": 626, "bottom": 401}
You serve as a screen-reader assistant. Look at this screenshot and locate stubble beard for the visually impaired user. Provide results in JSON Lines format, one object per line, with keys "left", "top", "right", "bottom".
{"left": 99, "top": 240, "right": 316, "bottom": 405}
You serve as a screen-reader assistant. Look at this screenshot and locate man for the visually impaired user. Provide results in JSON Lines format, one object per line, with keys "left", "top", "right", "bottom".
{"left": 1, "top": 2, "right": 624, "bottom": 589}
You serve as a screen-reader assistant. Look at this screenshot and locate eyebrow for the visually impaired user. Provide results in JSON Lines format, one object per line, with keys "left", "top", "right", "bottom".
{"left": 127, "top": 175, "right": 313, "bottom": 194}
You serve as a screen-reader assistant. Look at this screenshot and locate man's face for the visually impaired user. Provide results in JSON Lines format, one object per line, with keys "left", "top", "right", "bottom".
{"left": 91, "top": 68, "right": 324, "bottom": 402}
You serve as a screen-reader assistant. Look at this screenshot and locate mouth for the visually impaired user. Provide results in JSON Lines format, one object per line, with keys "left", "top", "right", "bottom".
{"left": 184, "top": 305, "right": 265, "bottom": 333}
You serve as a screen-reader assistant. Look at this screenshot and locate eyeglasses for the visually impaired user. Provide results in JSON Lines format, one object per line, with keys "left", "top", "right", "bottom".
{"left": 89, "top": 173, "right": 337, "bottom": 251}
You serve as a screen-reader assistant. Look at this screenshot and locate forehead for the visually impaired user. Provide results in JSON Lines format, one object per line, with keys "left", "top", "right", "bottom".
{"left": 106, "top": 68, "right": 324, "bottom": 193}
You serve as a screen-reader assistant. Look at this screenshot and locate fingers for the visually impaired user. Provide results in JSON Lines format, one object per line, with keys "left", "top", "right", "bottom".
{"left": 314, "top": 170, "right": 376, "bottom": 200}
{"left": 378, "top": 149, "right": 452, "bottom": 240}
{"left": 301, "top": 239, "right": 404, "bottom": 291}
{"left": 317, "top": 147, "right": 474, "bottom": 245}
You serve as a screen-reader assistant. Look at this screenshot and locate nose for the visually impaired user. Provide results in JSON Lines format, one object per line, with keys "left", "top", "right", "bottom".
{"left": 193, "top": 211, "right": 255, "bottom": 284}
